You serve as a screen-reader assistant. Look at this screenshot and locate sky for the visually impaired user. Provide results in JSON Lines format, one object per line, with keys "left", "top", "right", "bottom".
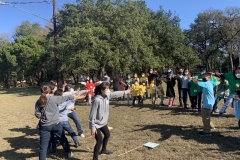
{"left": 0, "top": 0, "right": 239, "bottom": 36}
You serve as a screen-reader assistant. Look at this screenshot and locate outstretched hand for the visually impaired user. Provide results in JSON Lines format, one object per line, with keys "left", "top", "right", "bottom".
{"left": 193, "top": 78, "right": 198, "bottom": 84}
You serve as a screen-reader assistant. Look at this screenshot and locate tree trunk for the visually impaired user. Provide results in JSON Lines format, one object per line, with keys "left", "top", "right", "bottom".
{"left": 229, "top": 52, "right": 234, "bottom": 71}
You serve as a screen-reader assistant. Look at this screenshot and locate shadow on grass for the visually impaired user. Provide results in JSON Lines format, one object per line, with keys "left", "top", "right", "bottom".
{"left": 0, "top": 87, "right": 40, "bottom": 97}
{"left": 134, "top": 123, "right": 240, "bottom": 154}
{"left": 0, "top": 126, "right": 86, "bottom": 160}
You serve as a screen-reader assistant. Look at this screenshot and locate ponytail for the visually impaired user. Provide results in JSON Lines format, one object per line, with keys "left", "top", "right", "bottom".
{"left": 38, "top": 82, "right": 51, "bottom": 107}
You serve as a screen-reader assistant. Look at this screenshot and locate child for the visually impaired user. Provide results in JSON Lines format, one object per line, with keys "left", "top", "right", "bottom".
{"left": 131, "top": 80, "right": 140, "bottom": 106}
{"left": 139, "top": 81, "right": 146, "bottom": 106}
{"left": 149, "top": 79, "right": 157, "bottom": 107}
{"left": 193, "top": 72, "right": 216, "bottom": 136}
{"left": 189, "top": 78, "right": 198, "bottom": 110}
{"left": 125, "top": 74, "right": 133, "bottom": 105}
{"left": 211, "top": 78, "right": 229, "bottom": 113}
{"left": 164, "top": 73, "right": 176, "bottom": 107}
{"left": 157, "top": 80, "right": 165, "bottom": 106}
{"left": 79, "top": 78, "right": 95, "bottom": 105}
{"left": 233, "top": 90, "right": 240, "bottom": 137}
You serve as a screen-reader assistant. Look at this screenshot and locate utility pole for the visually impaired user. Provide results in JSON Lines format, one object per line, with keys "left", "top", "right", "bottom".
{"left": 53, "top": 0, "right": 59, "bottom": 84}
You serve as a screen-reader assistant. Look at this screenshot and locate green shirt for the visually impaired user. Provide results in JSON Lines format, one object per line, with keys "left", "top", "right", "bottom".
{"left": 224, "top": 72, "right": 240, "bottom": 94}
{"left": 189, "top": 80, "right": 198, "bottom": 96}
{"left": 195, "top": 74, "right": 203, "bottom": 92}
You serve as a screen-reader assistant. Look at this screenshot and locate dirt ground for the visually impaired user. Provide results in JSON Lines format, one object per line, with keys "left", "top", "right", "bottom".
{"left": 0, "top": 86, "right": 240, "bottom": 160}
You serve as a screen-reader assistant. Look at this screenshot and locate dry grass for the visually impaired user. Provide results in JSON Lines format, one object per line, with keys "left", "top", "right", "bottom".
{"left": 0, "top": 85, "right": 240, "bottom": 160}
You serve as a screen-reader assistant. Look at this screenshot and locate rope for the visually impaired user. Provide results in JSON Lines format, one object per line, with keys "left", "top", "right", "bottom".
{"left": 117, "top": 146, "right": 143, "bottom": 157}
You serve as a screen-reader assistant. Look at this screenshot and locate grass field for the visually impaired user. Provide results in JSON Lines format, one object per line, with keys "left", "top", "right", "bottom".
{"left": 0, "top": 85, "right": 240, "bottom": 160}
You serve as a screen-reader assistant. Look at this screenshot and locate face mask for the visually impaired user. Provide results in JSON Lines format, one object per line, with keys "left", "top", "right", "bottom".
{"left": 185, "top": 72, "right": 188, "bottom": 75}
{"left": 90, "top": 80, "right": 93, "bottom": 83}
{"left": 142, "top": 83, "right": 145, "bottom": 85}
{"left": 102, "top": 89, "right": 110, "bottom": 97}
{"left": 135, "top": 83, "right": 138, "bottom": 85}
{"left": 168, "top": 70, "right": 171, "bottom": 72}
{"left": 142, "top": 75, "right": 145, "bottom": 77}
{"left": 70, "top": 88, "right": 74, "bottom": 92}
{"left": 201, "top": 72, "right": 205, "bottom": 75}
{"left": 128, "top": 76, "right": 130, "bottom": 79}
{"left": 134, "top": 75, "right": 137, "bottom": 78}
{"left": 86, "top": 77, "right": 90, "bottom": 80}
{"left": 236, "top": 74, "right": 240, "bottom": 79}
{"left": 202, "top": 78, "right": 207, "bottom": 82}
{"left": 150, "top": 71, "right": 153, "bottom": 74}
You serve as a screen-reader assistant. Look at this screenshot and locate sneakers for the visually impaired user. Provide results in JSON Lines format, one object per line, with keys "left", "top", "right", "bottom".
{"left": 79, "top": 133, "right": 85, "bottom": 138}
{"left": 67, "top": 151, "right": 74, "bottom": 158}
{"left": 99, "top": 149, "right": 113, "bottom": 155}
{"left": 199, "top": 131, "right": 212, "bottom": 137}
{"left": 75, "top": 142, "right": 81, "bottom": 148}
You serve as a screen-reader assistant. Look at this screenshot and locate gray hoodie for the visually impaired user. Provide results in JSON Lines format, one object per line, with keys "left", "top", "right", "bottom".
{"left": 35, "top": 95, "right": 74, "bottom": 126}
{"left": 89, "top": 90, "right": 128, "bottom": 130}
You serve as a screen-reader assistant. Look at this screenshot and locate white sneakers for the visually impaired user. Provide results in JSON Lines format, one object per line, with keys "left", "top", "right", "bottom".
{"left": 68, "top": 152, "right": 73, "bottom": 158}
{"left": 80, "top": 133, "right": 85, "bottom": 138}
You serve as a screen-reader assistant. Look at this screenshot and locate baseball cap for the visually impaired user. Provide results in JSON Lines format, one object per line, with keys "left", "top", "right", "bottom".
{"left": 65, "top": 84, "right": 75, "bottom": 91}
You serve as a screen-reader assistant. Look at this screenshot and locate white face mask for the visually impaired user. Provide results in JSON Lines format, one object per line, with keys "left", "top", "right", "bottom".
{"left": 86, "top": 77, "right": 90, "bottom": 80}
{"left": 150, "top": 71, "right": 153, "bottom": 74}
{"left": 142, "top": 74, "right": 145, "bottom": 77}
{"left": 142, "top": 83, "right": 145, "bottom": 85}
{"left": 134, "top": 75, "right": 137, "bottom": 78}
{"left": 90, "top": 80, "right": 93, "bottom": 83}
{"left": 185, "top": 72, "right": 188, "bottom": 75}
{"left": 135, "top": 83, "right": 138, "bottom": 85}
{"left": 70, "top": 88, "right": 74, "bottom": 92}
{"left": 236, "top": 74, "right": 240, "bottom": 79}
{"left": 128, "top": 76, "right": 130, "bottom": 79}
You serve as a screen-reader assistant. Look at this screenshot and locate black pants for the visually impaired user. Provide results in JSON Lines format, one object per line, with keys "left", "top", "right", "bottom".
{"left": 238, "top": 120, "right": 240, "bottom": 128}
{"left": 93, "top": 125, "right": 110, "bottom": 160}
{"left": 190, "top": 96, "right": 197, "bottom": 109}
{"left": 132, "top": 96, "right": 141, "bottom": 106}
{"left": 182, "top": 88, "right": 190, "bottom": 107}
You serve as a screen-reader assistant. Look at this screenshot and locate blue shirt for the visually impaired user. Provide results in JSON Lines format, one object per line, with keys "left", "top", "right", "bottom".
{"left": 59, "top": 100, "right": 75, "bottom": 122}
{"left": 181, "top": 76, "right": 189, "bottom": 89}
{"left": 198, "top": 81, "right": 216, "bottom": 109}
{"left": 233, "top": 100, "right": 240, "bottom": 120}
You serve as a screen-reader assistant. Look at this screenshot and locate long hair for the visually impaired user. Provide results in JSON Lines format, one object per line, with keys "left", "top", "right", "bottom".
{"left": 38, "top": 82, "right": 51, "bottom": 107}
{"left": 94, "top": 82, "right": 109, "bottom": 96}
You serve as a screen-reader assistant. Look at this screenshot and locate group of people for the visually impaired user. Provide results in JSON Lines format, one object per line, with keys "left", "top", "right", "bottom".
{"left": 35, "top": 79, "right": 130, "bottom": 160}
{"left": 35, "top": 65, "right": 240, "bottom": 159}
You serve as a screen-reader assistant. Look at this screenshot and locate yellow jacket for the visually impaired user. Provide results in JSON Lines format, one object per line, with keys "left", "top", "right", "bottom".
{"left": 139, "top": 77, "right": 148, "bottom": 83}
{"left": 139, "top": 85, "right": 146, "bottom": 96}
{"left": 157, "top": 84, "right": 164, "bottom": 96}
{"left": 149, "top": 83, "right": 156, "bottom": 94}
{"left": 132, "top": 84, "right": 140, "bottom": 96}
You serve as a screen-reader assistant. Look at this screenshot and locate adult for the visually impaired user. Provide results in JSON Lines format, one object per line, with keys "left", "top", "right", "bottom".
{"left": 213, "top": 66, "right": 240, "bottom": 116}
{"left": 181, "top": 69, "right": 191, "bottom": 109}
{"left": 35, "top": 82, "right": 84, "bottom": 159}
{"left": 89, "top": 82, "right": 131, "bottom": 160}
{"left": 149, "top": 68, "right": 159, "bottom": 84}
{"left": 195, "top": 69, "right": 206, "bottom": 112}
{"left": 176, "top": 68, "right": 184, "bottom": 107}
{"left": 102, "top": 72, "right": 111, "bottom": 85}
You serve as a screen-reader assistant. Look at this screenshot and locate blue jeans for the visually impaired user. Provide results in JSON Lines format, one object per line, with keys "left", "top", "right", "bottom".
{"left": 178, "top": 88, "right": 183, "bottom": 106}
{"left": 68, "top": 111, "right": 83, "bottom": 135}
{"left": 212, "top": 97, "right": 226, "bottom": 112}
{"left": 39, "top": 123, "right": 70, "bottom": 160}
{"left": 60, "top": 121, "right": 78, "bottom": 143}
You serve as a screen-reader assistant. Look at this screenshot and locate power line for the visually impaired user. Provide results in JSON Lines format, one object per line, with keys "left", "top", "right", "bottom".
{"left": 1, "top": 0, "right": 51, "bottom": 5}
{"left": 7, "top": 3, "right": 51, "bottom": 23}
